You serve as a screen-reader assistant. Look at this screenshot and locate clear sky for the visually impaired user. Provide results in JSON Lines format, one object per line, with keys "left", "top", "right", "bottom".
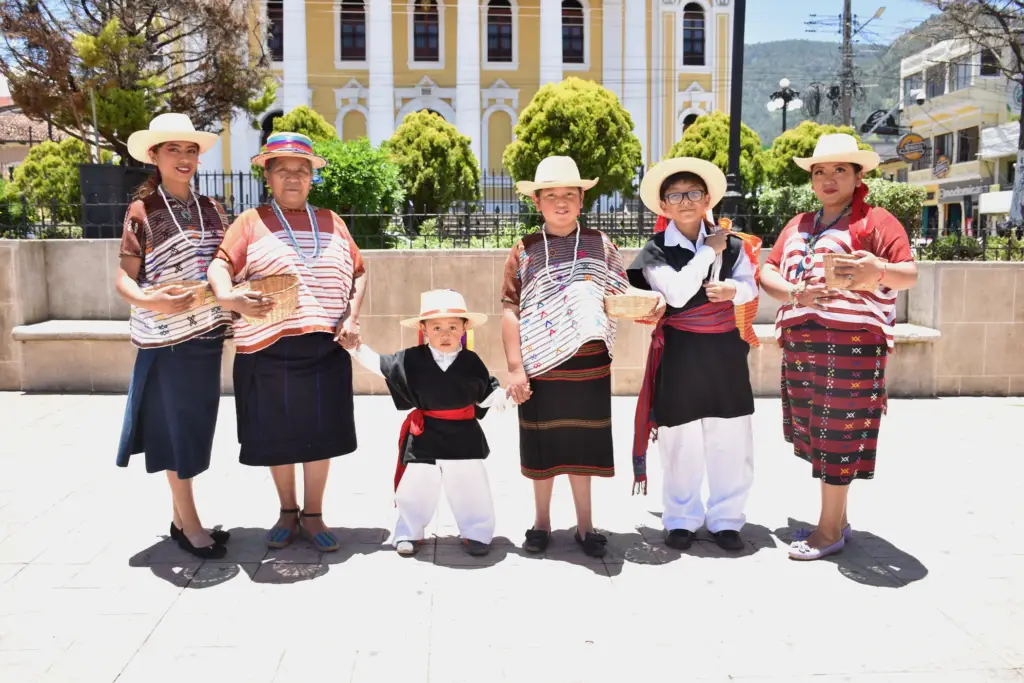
{"left": 745, "top": 0, "right": 939, "bottom": 45}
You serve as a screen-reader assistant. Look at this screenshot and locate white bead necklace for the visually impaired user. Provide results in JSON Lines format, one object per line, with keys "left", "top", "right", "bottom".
{"left": 541, "top": 223, "right": 581, "bottom": 286}
{"left": 158, "top": 185, "right": 205, "bottom": 247}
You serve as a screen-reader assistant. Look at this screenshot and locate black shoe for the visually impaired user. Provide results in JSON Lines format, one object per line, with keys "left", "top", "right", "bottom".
{"left": 463, "top": 539, "right": 491, "bottom": 556}
{"left": 665, "top": 529, "right": 695, "bottom": 550}
{"left": 711, "top": 530, "right": 744, "bottom": 551}
{"left": 176, "top": 533, "right": 227, "bottom": 560}
{"left": 170, "top": 523, "right": 230, "bottom": 545}
{"left": 575, "top": 530, "right": 608, "bottom": 558}
{"left": 523, "top": 528, "right": 550, "bottom": 553}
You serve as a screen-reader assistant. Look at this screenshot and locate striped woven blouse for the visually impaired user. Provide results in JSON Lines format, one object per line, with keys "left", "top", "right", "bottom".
{"left": 214, "top": 205, "right": 365, "bottom": 354}
{"left": 119, "top": 192, "right": 233, "bottom": 349}
{"left": 501, "top": 226, "right": 628, "bottom": 378}
{"left": 765, "top": 207, "right": 914, "bottom": 349}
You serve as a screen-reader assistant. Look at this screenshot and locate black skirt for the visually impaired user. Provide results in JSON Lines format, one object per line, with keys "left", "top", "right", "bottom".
{"left": 653, "top": 327, "right": 755, "bottom": 428}
{"left": 116, "top": 333, "right": 225, "bottom": 480}
{"left": 518, "top": 341, "right": 615, "bottom": 479}
{"left": 233, "top": 332, "right": 357, "bottom": 466}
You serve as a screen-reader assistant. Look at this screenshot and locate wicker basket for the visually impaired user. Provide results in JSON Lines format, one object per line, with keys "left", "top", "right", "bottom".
{"left": 235, "top": 274, "right": 300, "bottom": 325}
{"left": 823, "top": 253, "right": 876, "bottom": 291}
{"left": 144, "top": 280, "right": 210, "bottom": 311}
{"left": 605, "top": 289, "right": 661, "bottom": 319}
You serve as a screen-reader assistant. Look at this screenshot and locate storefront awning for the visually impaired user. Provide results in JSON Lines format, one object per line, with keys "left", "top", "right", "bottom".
{"left": 979, "top": 122, "right": 1021, "bottom": 159}
{"left": 979, "top": 190, "right": 1013, "bottom": 215}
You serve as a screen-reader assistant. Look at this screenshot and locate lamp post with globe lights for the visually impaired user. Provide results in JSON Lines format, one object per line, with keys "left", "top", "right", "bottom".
{"left": 768, "top": 78, "right": 802, "bottom": 135}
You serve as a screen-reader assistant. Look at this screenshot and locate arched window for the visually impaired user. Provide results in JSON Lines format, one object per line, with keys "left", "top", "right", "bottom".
{"left": 487, "top": 0, "right": 513, "bottom": 63}
{"left": 339, "top": 0, "right": 366, "bottom": 62}
{"left": 562, "top": 0, "right": 584, "bottom": 65}
{"left": 682, "top": 113, "right": 699, "bottom": 132}
{"left": 414, "top": 0, "right": 440, "bottom": 62}
{"left": 683, "top": 3, "right": 705, "bottom": 67}
{"left": 260, "top": 111, "right": 283, "bottom": 147}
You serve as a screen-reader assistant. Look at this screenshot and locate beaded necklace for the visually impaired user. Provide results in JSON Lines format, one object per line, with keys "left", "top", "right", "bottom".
{"left": 795, "top": 202, "right": 851, "bottom": 278}
{"left": 271, "top": 198, "right": 320, "bottom": 265}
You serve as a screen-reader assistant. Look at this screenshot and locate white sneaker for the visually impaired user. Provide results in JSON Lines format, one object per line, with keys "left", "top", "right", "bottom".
{"left": 396, "top": 540, "right": 418, "bottom": 556}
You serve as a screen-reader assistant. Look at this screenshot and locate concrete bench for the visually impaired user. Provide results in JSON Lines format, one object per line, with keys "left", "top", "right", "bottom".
{"left": 10, "top": 319, "right": 941, "bottom": 396}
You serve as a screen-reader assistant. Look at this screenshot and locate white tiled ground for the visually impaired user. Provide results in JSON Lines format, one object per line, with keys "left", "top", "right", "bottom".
{"left": 0, "top": 393, "right": 1022, "bottom": 682}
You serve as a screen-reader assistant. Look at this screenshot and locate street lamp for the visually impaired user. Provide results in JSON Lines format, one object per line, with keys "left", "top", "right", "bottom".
{"left": 767, "top": 77, "right": 802, "bottom": 134}
{"left": 720, "top": 0, "right": 747, "bottom": 225}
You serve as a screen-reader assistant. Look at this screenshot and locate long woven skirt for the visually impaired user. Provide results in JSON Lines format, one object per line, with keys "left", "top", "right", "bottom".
{"left": 116, "top": 333, "right": 225, "bottom": 480}
{"left": 780, "top": 322, "right": 888, "bottom": 485}
{"left": 518, "top": 340, "right": 615, "bottom": 479}
{"left": 233, "top": 332, "right": 357, "bottom": 467}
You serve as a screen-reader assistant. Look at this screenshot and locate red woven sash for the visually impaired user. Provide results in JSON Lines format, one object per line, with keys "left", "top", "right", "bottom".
{"left": 631, "top": 302, "right": 737, "bottom": 495}
{"left": 395, "top": 406, "right": 475, "bottom": 491}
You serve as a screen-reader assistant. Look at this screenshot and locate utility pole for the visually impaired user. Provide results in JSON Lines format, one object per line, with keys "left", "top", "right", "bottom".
{"left": 720, "top": 0, "right": 746, "bottom": 224}
{"left": 840, "top": 0, "right": 853, "bottom": 126}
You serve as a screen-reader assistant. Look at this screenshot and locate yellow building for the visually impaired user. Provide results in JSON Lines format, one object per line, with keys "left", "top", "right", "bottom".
{"left": 204, "top": 0, "right": 738, "bottom": 178}
{"left": 900, "top": 38, "right": 1019, "bottom": 237}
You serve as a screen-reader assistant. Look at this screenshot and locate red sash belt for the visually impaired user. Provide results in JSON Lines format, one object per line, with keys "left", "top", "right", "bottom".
{"left": 631, "top": 301, "right": 737, "bottom": 495}
{"left": 395, "top": 406, "right": 475, "bottom": 491}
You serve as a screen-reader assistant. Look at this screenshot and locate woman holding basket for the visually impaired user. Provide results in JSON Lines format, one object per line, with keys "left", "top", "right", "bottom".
{"left": 207, "top": 133, "right": 367, "bottom": 553}
{"left": 759, "top": 134, "right": 918, "bottom": 561}
{"left": 114, "top": 113, "right": 234, "bottom": 559}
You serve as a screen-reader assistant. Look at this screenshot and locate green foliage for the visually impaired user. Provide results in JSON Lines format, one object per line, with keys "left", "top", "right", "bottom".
{"left": 272, "top": 106, "right": 339, "bottom": 143}
{"left": 917, "top": 234, "right": 982, "bottom": 261}
{"left": 8, "top": 138, "right": 113, "bottom": 224}
{"left": 388, "top": 111, "right": 480, "bottom": 215}
{"left": 503, "top": 78, "right": 642, "bottom": 209}
{"left": 666, "top": 111, "right": 764, "bottom": 194}
{"left": 307, "top": 138, "right": 405, "bottom": 244}
{"left": 762, "top": 121, "right": 876, "bottom": 189}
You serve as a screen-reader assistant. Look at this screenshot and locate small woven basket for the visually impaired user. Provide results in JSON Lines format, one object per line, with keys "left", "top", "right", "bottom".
{"left": 144, "top": 279, "right": 210, "bottom": 311}
{"left": 605, "top": 289, "right": 661, "bottom": 319}
{"left": 235, "top": 273, "right": 300, "bottom": 325}
{"left": 823, "top": 253, "right": 876, "bottom": 291}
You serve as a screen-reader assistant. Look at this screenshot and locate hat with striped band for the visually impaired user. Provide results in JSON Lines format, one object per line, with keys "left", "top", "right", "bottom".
{"left": 251, "top": 132, "right": 328, "bottom": 169}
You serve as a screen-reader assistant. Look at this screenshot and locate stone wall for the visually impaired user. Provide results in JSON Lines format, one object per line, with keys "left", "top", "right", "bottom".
{"left": 2, "top": 239, "right": 1016, "bottom": 396}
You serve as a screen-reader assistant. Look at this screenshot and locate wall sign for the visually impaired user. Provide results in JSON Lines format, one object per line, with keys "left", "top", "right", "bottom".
{"left": 933, "top": 155, "right": 950, "bottom": 179}
{"left": 897, "top": 133, "right": 926, "bottom": 162}
{"left": 938, "top": 179, "right": 992, "bottom": 202}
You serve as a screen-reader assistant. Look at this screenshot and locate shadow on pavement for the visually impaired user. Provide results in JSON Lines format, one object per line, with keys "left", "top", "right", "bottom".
{"left": 774, "top": 518, "right": 929, "bottom": 588}
{"left": 127, "top": 525, "right": 389, "bottom": 587}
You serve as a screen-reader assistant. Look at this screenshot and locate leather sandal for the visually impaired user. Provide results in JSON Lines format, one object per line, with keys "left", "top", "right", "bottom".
{"left": 299, "top": 511, "right": 339, "bottom": 552}
{"left": 266, "top": 508, "right": 299, "bottom": 549}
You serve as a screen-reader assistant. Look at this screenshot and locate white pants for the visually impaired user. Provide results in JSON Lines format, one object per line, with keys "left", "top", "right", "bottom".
{"left": 393, "top": 459, "right": 496, "bottom": 545}
{"left": 658, "top": 415, "right": 754, "bottom": 534}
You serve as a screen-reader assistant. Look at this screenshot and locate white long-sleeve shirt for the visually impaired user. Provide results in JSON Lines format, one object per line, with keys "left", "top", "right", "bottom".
{"left": 641, "top": 222, "right": 757, "bottom": 309}
{"left": 349, "top": 343, "right": 508, "bottom": 411}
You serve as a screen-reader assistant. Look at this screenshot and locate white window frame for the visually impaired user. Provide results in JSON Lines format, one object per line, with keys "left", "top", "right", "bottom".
{"left": 561, "top": 0, "right": 590, "bottom": 71}
{"left": 335, "top": 0, "right": 369, "bottom": 70}
{"left": 407, "top": 0, "right": 446, "bottom": 71}
{"left": 481, "top": 0, "right": 519, "bottom": 71}
{"left": 679, "top": 0, "right": 712, "bottom": 74}
{"left": 261, "top": 0, "right": 285, "bottom": 68}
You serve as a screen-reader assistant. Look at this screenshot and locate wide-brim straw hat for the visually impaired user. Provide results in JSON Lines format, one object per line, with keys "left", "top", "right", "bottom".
{"left": 793, "top": 133, "right": 880, "bottom": 172}
{"left": 251, "top": 132, "right": 328, "bottom": 170}
{"left": 126, "top": 113, "right": 219, "bottom": 164}
{"left": 640, "top": 157, "right": 727, "bottom": 217}
{"left": 400, "top": 289, "right": 488, "bottom": 329}
{"left": 515, "top": 156, "right": 598, "bottom": 195}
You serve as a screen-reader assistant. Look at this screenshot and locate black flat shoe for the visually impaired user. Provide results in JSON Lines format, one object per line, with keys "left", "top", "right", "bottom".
{"left": 177, "top": 533, "right": 227, "bottom": 560}
{"left": 665, "top": 529, "right": 695, "bottom": 550}
{"left": 711, "top": 530, "right": 744, "bottom": 551}
{"left": 170, "top": 523, "right": 230, "bottom": 545}
{"left": 575, "top": 531, "right": 608, "bottom": 558}
{"left": 523, "top": 528, "right": 550, "bottom": 553}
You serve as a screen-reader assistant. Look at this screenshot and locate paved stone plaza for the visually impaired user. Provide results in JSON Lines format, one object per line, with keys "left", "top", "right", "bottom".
{"left": 0, "top": 393, "right": 1022, "bottom": 682}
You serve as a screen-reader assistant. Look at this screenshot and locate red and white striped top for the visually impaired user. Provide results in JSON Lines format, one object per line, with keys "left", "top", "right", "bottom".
{"left": 765, "top": 207, "right": 913, "bottom": 349}
{"left": 215, "top": 205, "right": 365, "bottom": 354}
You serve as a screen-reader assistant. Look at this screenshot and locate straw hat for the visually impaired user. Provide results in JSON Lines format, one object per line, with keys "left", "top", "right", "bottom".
{"left": 515, "top": 156, "right": 598, "bottom": 195}
{"left": 126, "top": 113, "right": 218, "bottom": 164}
{"left": 400, "top": 289, "right": 488, "bottom": 329}
{"left": 793, "top": 133, "right": 880, "bottom": 172}
{"left": 251, "top": 132, "right": 328, "bottom": 170}
{"left": 639, "top": 157, "right": 727, "bottom": 217}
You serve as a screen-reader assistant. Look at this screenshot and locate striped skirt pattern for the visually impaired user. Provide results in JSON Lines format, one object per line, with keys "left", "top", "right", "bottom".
{"left": 780, "top": 322, "right": 888, "bottom": 485}
{"left": 518, "top": 341, "right": 615, "bottom": 479}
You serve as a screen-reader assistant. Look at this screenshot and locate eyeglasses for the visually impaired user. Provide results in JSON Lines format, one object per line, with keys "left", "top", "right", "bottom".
{"left": 663, "top": 190, "right": 707, "bottom": 205}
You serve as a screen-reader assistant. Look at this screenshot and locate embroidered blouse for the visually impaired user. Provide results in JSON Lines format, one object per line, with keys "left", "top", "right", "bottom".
{"left": 119, "top": 192, "right": 233, "bottom": 349}
{"left": 214, "top": 205, "right": 365, "bottom": 354}
{"left": 765, "top": 207, "right": 913, "bottom": 348}
{"left": 501, "top": 226, "right": 628, "bottom": 378}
